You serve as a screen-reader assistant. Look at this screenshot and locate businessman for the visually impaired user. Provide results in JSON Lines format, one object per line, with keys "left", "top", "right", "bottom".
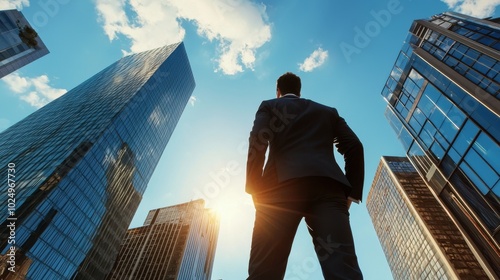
{"left": 246, "top": 72, "right": 364, "bottom": 279}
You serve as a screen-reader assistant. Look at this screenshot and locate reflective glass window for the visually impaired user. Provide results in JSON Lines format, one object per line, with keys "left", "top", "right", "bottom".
{"left": 431, "top": 141, "right": 445, "bottom": 160}
{"left": 465, "top": 149, "right": 497, "bottom": 188}
{"left": 474, "top": 54, "right": 496, "bottom": 74}
{"left": 493, "top": 181, "right": 500, "bottom": 197}
{"left": 474, "top": 133, "right": 500, "bottom": 172}
{"left": 452, "top": 120, "right": 479, "bottom": 155}
{"left": 459, "top": 162, "right": 489, "bottom": 195}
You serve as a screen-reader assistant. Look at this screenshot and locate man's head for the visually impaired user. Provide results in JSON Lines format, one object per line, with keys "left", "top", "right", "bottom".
{"left": 276, "top": 72, "right": 301, "bottom": 98}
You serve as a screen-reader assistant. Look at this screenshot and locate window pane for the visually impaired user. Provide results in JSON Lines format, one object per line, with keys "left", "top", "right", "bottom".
{"left": 412, "top": 107, "right": 426, "bottom": 126}
{"left": 459, "top": 162, "right": 489, "bottom": 194}
{"left": 474, "top": 55, "right": 496, "bottom": 74}
{"left": 465, "top": 149, "right": 497, "bottom": 187}
{"left": 421, "top": 121, "right": 436, "bottom": 148}
{"left": 446, "top": 105, "right": 465, "bottom": 127}
{"left": 441, "top": 154, "right": 456, "bottom": 177}
{"left": 448, "top": 147, "right": 462, "bottom": 164}
{"left": 478, "top": 36, "right": 494, "bottom": 46}
{"left": 409, "top": 115, "right": 422, "bottom": 133}
{"left": 431, "top": 141, "right": 445, "bottom": 160}
{"left": 429, "top": 108, "right": 445, "bottom": 127}
{"left": 440, "top": 118, "right": 459, "bottom": 143}
{"left": 452, "top": 120, "right": 479, "bottom": 154}
{"left": 465, "top": 69, "right": 482, "bottom": 85}
{"left": 474, "top": 132, "right": 500, "bottom": 171}
{"left": 462, "top": 48, "right": 479, "bottom": 66}
{"left": 493, "top": 180, "right": 500, "bottom": 197}
{"left": 399, "top": 125, "right": 414, "bottom": 151}
{"left": 396, "top": 52, "right": 409, "bottom": 70}
{"left": 417, "top": 94, "right": 434, "bottom": 117}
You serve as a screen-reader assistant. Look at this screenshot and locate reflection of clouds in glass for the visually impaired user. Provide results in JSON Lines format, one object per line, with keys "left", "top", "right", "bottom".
{"left": 413, "top": 107, "right": 422, "bottom": 116}
{"left": 103, "top": 147, "right": 115, "bottom": 166}
{"left": 113, "top": 75, "right": 124, "bottom": 85}
{"left": 13, "top": 170, "right": 47, "bottom": 195}
{"left": 473, "top": 136, "right": 487, "bottom": 155}
{"left": 390, "top": 68, "right": 402, "bottom": 81}
{"left": 408, "top": 69, "right": 423, "bottom": 81}
{"left": 148, "top": 106, "right": 163, "bottom": 127}
{"left": 149, "top": 147, "right": 155, "bottom": 157}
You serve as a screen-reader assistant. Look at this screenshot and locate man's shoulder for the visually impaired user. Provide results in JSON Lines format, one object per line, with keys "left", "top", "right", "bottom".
{"left": 303, "top": 98, "right": 338, "bottom": 113}
{"left": 261, "top": 97, "right": 337, "bottom": 111}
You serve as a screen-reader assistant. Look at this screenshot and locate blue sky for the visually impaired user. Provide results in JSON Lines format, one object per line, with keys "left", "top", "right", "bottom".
{"left": 1, "top": 0, "right": 499, "bottom": 279}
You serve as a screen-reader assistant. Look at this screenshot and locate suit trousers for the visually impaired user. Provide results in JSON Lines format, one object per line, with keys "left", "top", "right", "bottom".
{"left": 247, "top": 176, "right": 363, "bottom": 280}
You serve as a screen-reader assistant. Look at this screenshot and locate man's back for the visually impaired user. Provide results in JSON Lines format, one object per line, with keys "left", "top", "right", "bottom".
{"left": 246, "top": 94, "right": 364, "bottom": 200}
{"left": 245, "top": 72, "right": 364, "bottom": 280}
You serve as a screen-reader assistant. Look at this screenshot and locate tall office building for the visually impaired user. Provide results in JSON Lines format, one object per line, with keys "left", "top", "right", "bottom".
{"left": 107, "top": 199, "right": 220, "bottom": 280}
{"left": 0, "top": 42, "right": 195, "bottom": 279}
{"left": 0, "top": 9, "right": 49, "bottom": 78}
{"left": 367, "top": 156, "right": 489, "bottom": 279}
{"left": 379, "top": 11, "right": 499, "bottom": 278}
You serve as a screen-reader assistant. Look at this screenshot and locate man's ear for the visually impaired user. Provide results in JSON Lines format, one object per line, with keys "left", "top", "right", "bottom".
{"left": 276, "top": 88, "right": 282, "bottom": 98}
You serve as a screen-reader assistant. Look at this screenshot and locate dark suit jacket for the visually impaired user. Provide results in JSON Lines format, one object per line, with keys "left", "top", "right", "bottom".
{"left": 246, "top": 95, "right": 364, "bottom": 201}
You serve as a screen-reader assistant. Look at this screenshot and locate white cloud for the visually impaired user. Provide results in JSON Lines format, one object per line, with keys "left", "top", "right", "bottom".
{"left": 299, "top": 47, "right": 328, "bottom": 72}
{"left": 0, "top": 0, "right": 29, "bottom": 10}
{"left": 95, "top": 0, "right": 271, "bottom": 75}
{"left": 20, "top": 91, "right": 46, "bottom": 108}
{"left": 2, "top": 72, "right": 30, "bottom": 93}
{"left": 2, "top": 72, "right": 67, "bottom": 108}
{"left": 440, "top": 0, "right": 500, "bottom": 18}
{"left": 189, "top": 95, "right": 197, "bottom": 106}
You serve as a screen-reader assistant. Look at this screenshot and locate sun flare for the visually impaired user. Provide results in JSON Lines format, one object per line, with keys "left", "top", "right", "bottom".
{"left": 209, "top": 191, "right": 253, "bottom": 224}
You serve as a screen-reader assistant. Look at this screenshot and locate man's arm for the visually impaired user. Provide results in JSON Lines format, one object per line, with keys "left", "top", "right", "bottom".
{"left": 332, "top": 109, "right": 364, "bottom": 202}
{"left": 245, "top": 101, "right": 271, "bottom": 194}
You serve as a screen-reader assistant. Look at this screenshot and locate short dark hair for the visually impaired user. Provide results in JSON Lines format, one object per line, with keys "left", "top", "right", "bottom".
{"left": 277, "top": 72, "right": 301, "bottom": 97}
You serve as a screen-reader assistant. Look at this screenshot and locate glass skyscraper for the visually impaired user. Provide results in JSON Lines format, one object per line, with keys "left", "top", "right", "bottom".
{"left": 379, "top": 11, "right": 499, "bottom": 278}
{"left": 0, "top": 9, "right": 49, "bottom": 78}
{"left": 367, "top": 156, "right": 489, "bottom": 279}
{"left": 107, "top": 199, "right": 219, "bottom": 280}
{"left": 0, "top": 42, "right": 195, "bottom": 279}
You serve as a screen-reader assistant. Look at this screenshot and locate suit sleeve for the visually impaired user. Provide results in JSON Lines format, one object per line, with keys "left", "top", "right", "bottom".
{"left": 332, "top": 109, "right": 365, "bottom": 201}
{"left": 245, "top": 101, "right": 271, "bottom": 194}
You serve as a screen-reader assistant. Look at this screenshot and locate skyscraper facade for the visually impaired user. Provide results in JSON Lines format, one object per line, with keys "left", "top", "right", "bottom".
{"left": 367, "top": 156, "right": 489, "bottom": 279}
{"left": 380, "top": 11, "right": 499, "bottom": 277}
{"left": 0, "top": 42, "right": 195, "bottom": 279}
{"left": 0, "top": 9, "right": 49, "bottom": 78}
{"left": 107, "top": 199, "right": 220, "bottom": 280}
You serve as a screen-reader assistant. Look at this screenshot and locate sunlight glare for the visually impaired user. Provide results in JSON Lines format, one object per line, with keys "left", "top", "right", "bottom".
{"left": 210, "top": 191, "right": 253, "bottom": 225}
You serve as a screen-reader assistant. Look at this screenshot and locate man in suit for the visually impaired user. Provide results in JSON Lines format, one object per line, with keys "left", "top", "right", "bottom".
{"left": 246, "top": 72, "right": 364, "bottom": 279}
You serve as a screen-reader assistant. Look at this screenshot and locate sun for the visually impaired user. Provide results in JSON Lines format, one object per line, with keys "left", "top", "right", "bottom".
{"left": 209, "top": 191, "right": 253, "bottom": 224}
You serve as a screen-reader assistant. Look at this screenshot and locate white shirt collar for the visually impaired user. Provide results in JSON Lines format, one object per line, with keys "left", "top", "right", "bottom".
{"left": 281, "top": 93, "right": 298, "bottom": 98}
